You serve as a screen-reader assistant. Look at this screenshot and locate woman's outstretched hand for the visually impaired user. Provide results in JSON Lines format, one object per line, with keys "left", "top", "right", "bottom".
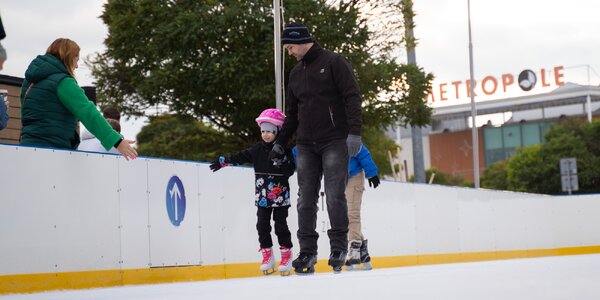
{"left": 117, "top": 139, "right": 137, "bottom": 160}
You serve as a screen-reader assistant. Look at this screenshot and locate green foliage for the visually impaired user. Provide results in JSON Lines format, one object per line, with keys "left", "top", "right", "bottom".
{"left": 136, "top": 113, "right": 400, "bottom": 173}
{"left": 89, "top": 0, "right": 437, "bottom": 167}
{"left": 481, "top": 160, "right": 508, "bottom": 190}
{"left": 535, "top": 118, "right": 600, "bottom": 194}
{"left": 361, "top": 125, "right": 399, "bottom": 177}
{"left": 506, "top": 145, "right": 546, "bottom": 193}
{"left": 136, "top": 114, "right": 241, "bottom": 162}
{"left": 92, "top": 0, "right": 434, "bottom": 151}
{"left": 408, "top": 167, "right": 471, "bottom": 187}
{"left": 399, "top": 0, "right": 417, "bottom": 52}
{"left": 91, "top": 0, "right": 417, "bottom": 144}
{"left": 393, "top": 64, "right": 434, "bottom": 127}
{"left": 481, "top": 118, "right": 600, "bottom": 195}
{"left": 93, "top": 0, "right": 278, "bottom": 145}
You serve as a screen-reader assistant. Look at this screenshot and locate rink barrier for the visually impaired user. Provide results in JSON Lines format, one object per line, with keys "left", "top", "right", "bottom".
{"left": 2, "top": 245, "right": 600, "bottom": 294}
{"left": 1, "top": 144, "right": 600, "bottom": 295}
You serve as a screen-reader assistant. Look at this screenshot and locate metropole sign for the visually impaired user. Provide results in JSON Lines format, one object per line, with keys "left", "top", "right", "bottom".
{"left": 428, "top": 66, "right": 565, "bottom": 106}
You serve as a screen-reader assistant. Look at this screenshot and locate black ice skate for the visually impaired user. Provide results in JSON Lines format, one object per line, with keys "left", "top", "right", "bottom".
{"left": 292, "top": 253, "right": 317, "bottom": 275}
{"left": 328, "top": 250, "right": 347, "bottom": 273}
{"left": 346, "top": 239, "right": 372, "bottom": 271}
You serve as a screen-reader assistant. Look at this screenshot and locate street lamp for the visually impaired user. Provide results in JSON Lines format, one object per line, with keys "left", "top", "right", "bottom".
{"left": 467, "top": 0, "right": 480, "bottom": 188}
{"left": 274, "top": 0, "right": 283, "bottom": 111}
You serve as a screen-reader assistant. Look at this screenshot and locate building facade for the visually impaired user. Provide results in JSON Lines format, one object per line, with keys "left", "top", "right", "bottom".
{"left": 392, "top": 83, "right": 600, "bottom": 182}
{"left": 0, "top": 74, "right": 23, "bottom": 144}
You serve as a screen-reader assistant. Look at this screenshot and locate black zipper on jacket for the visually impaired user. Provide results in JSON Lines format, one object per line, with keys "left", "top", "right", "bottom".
{"left": 303, "top": 61, "right": 315, "bottom": 143}
{"left": 328, "top": 106, "right": 335, "bottom": 127}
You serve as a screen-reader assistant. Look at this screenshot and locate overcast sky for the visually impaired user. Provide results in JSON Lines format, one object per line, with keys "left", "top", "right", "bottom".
{"left": 2, "top": 0, "right": 600, "bottom": 136}
{"left": 413, "top": 0, "right": 600, "bottom": 105}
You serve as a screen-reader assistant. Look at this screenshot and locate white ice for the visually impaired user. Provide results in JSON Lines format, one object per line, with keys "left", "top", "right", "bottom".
{"left": 3, "top": 254, "right": 600, "bottom": 300}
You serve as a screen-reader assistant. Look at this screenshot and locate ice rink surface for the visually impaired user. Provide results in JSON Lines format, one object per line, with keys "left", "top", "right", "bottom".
{"left": 3, "top": 254, "right": 600, "bottom": 300}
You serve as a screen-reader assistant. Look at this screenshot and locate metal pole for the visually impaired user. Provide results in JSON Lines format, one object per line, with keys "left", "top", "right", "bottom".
{"left": 274, "top": 0, "right": 283, "bottom": 110}
{"left": 567, "top": 160, "right": 572, "bottom": 195}
{"left": 467, "top": 0, "right": 480, "bottom": 188}
{"left": 587, "top": 65, "right": 592, "bottom": 123}
{"left": 405, "top": 18, "right": 425, "bottom": 183}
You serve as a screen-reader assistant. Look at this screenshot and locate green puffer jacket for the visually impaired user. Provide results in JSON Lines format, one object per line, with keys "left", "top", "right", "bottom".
{"left": 20, "top": 54, "right": 121, "bottom": 150}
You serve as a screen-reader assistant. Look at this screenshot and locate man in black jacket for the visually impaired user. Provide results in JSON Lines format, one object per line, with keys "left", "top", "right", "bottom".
{"left": 270, "top": 23, "right": 363, "bottom": 273}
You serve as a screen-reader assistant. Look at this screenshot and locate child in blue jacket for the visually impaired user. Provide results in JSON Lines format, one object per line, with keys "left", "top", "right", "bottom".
{"left": 345, "top": 145, "right": 379, "bottom": 270}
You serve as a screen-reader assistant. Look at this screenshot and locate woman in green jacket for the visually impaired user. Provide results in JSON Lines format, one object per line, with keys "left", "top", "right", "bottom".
{"left": 20, "top": 38, "right": 137, "bottom": 160}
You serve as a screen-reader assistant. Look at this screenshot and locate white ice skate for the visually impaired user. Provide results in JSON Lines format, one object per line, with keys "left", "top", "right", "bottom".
{"left": 278, "top": 246, "right": 293, "bottom": 276}
{"left": 346, "top": 240, "right": 362, "bottom": 264}
{"left": 346, "top": 239, "right": 373, "bottom": 271}
{"left": 259, "top": 248, "right": 276, "bottom": 275}
{"left": 346, "top": 260, "right": 373, "bottom": 271}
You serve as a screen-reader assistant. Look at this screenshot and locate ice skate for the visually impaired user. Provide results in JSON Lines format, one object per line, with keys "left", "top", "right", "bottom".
{"left": 278, "top": 246, "right": 293, "bottom": 276}
{"left": 345, "top": 260, "right": 372, "bottom": 271}
{"left": 259, "top": 248, "right": 276, "bottom": 275}
{"left": 346, "top": 239, "right": 373, "bottom": 271}
{"left": 328, "top": 250, "right": 347, "bottom": 273}
{"left": 346, "top": 240, "right": 362, "bottom": 265}
{"left": 360, "top": 239, "right": 373, "bottom": 270}
{"left": 292, "top": 252, "right": 317, "bottom": 275}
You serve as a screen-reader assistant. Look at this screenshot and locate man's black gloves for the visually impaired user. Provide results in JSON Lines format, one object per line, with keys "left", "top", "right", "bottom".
{"left": 368, "top": 175, "right": 380, "bottom": 188}
{"left": 269, "top": 143, "right": 285, "bottom": 165}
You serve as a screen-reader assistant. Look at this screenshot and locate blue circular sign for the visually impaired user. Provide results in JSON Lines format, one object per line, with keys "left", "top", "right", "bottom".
{"left": 166, "top": 175, "right": 186, "bottom": 226}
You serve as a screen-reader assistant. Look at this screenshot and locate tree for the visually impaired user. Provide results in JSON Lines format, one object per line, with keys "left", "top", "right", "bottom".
{"left": 92, "top": 1, "right": 411, "bottom": 145}
{"left": 534, "top": 118, "right": 600, "bottom": 194}
{"left": 327, "top": 0, "right": 404, "bottom": 57}
{"left": 483, "top": 118, "right": 600, "bottom": 195}
{"left": 481, "top": 160, "right": 508, "bottom": 191}
{"left": 506, "top": 144, "right": 546, "bottom": 193}
{"left": 136, "top": 113, "right": 400, "bottom": 175}
{"left": 135, "top": 114, "right": 241, "bottom": 162}
{"left": 408, "top": 167, "right": 471, "bottom": 187}
{"left": 91, "top": 0, "right": 436, "bottom": 168}
{"left": 362, "top": 125, "right": 400, "bottom": 177}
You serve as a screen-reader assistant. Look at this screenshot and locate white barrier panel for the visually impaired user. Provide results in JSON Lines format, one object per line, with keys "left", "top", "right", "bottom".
{"left": 0, "top": 146, "right": 122, "bottom": 275}
{"left": 148, "top": 159, "right": 201, "bottom": 267}
{"left": 554, "top": 195, "right": 600, "bottom": 246}
{"left": 1, "top": 143, "right": 600, "bottom": 281}
{"left": 118, "top": 157, "right": 150, "bottom": 269}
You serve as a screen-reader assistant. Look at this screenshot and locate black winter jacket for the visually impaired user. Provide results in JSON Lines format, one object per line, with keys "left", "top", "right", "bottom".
{"left": 277, "top": 43, "right": 362, "bottom": 146}
{"left": 225, "top": 141, "right": 295, "bottom": 208}
{"left": 0, "top": 15, "right": 5, "bottom": 40}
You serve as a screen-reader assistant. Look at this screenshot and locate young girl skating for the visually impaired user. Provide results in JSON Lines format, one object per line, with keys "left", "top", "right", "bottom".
{"left": 209, "top": 108, "right": 295, "bottom": 275}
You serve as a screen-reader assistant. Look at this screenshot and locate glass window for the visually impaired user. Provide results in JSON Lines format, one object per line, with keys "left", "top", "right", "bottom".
{"left": 484, "top": 127, "right": 503, "bottom": 150}
{"left": 539, "top": 122, "right": 554, "bottom": 142}
{"left": 504, "top": 148, "right": 517, "bottom": 158}
{"left": 522, "top": 123, "right": 541, "bottom": 146}
{"left": 503, "top": 126, "right": 521, "bottom": 148}
{"left": 485, "top": 149, "right": 508, "bottom": 166}
{"left": 482, "top": 120, "right": 556, "bottom": 168}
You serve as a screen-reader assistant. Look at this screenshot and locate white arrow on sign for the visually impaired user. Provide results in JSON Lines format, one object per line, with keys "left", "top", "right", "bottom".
{"left": 169, "top": 184, "right": 181, "bottom": 221}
